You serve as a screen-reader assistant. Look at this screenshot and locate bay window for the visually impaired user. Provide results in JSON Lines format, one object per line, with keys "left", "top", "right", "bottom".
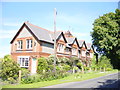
{"left": 18, "top": 56, "right": 29, "bottom": 67}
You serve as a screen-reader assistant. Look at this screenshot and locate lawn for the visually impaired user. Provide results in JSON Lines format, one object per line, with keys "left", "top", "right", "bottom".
{"left": 2, "top": 70, "right": 118, "bottom": 88}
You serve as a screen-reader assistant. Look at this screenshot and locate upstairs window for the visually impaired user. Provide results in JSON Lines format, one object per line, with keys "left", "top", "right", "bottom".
{"left": 26, "top": 39, "right": 32, "bottom": 49}
{"left": 72, "top": 48, "right": 77, "bottom": 55}
{"left": 81, "top": 50, "right": 86, "bottom": 57}
{"left": 65, "top": 48, "right": 70, "bottom": 53}
{"left": 17, "top": 40, "right": 23, "bottom": 50}
{"left": 57, "top": 43, "right": 64, "bottom": 52}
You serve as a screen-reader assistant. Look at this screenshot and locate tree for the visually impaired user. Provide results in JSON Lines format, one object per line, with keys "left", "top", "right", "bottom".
{"left": 98, "top": 55, "right": 113, "bottom": 72}
{"left": 91, "top": 9, "right": 120, "bottom": 69}
{"left": 0, "top": 55, "right": 20, "bottom": 83}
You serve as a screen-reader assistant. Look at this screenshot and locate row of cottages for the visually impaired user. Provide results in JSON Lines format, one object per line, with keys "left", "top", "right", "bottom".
{"left": 10, "top": 22, "right": 94, "bottom": 74}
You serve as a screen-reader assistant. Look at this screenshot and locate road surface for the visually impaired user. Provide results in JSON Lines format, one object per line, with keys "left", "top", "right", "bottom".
{"left": 42, "top": 72, "right": 120, "bottom": 88}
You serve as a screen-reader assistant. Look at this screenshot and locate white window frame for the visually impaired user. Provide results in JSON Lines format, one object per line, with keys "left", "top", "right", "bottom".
{"left": 18, "top": 56, "right": 30, "bottom": 67}
{"left": 26, "top": 39, "right": 32, "bottom": 49}
{"left": 57, "top": 43, "right": 64, "bottom": 52}
{"left": 82, "top": 50, "right": 86, "bottom": 57}
{"left": 17, "top": 40, "right": 23, "bottom": 50}
{"left": 65, "top": 48, "right": 70, "bottom": 53}
{"left": 72, "top": 48, "right": 77, "bottom": 55}
{"left": 90, "top": 53, "right": 93, "bottom": 58}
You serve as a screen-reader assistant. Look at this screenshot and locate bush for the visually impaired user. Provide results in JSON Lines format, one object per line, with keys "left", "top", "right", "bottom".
{"left": 63, "top": 64, "right": 71, "bottom": 71}
{"left": 21, "top": 74, "right": 41, "bottom": 84}
{"left": 37, "top": 57, "right": 48, "bottom": 74}
{"left": 0, "top": 55, "right": 20, "bottom": 84}
{"left": 106, "top": 68, "right": 113, "bottom": 71}
{"left": 21, "top": 68, "right": 30, "bottom": 78}
{"left": 21, "top": 70, "right": 69, "bottom": 84}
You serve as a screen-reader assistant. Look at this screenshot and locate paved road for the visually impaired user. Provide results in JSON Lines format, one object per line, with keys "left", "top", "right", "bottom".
{"left": 42, "top": 72, "right": 120, "bottom": 88}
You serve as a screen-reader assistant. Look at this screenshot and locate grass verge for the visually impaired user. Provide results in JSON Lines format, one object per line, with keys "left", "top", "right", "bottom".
{"left": 2, "top": 70, "right": 118, "bottom": 88}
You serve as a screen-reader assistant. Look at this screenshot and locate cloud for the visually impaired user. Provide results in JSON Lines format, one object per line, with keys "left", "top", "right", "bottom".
{"left": 2, "top": 22, "right": 22, "bottom": 27}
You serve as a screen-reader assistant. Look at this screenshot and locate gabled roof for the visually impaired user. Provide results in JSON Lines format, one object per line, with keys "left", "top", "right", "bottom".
{"left": 78, "top": 40, "right": 85, "bottom": 47}
{"left": 86, "top": 43, "right": 92, "bottom": 50}
{"left": 51, "top": 31, "right": 67, "bottom": 43}
{"left": 10, "top": 22, "right": 66, "bottom": 44}
{"left": 25, "top": 22, "right": 53, "bottom": 43}
{"left": 78, "top": 40, "right": 87, "bottom": 49}
{"left": 86, "top": 43, "right": 94, "bottom": 51}
{"left": 66, "top": 37, "right": 76, "bottom": 45}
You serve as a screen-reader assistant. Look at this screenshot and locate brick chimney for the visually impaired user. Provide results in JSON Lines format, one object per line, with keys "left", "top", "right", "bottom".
{"left": 64, "top": 30, "right": 73, "bottom": 37}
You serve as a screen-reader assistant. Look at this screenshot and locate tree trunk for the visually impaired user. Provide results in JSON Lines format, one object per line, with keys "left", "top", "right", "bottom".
{"left": 104, "top": 67, "right": 105, "bottom": 72}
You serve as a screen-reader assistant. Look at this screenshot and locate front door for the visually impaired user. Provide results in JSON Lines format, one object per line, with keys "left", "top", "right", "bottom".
{"left": 31, "top": 58, "right": 37, "bottom": 74}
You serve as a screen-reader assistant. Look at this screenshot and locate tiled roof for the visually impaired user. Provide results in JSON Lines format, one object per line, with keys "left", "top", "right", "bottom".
{"left": 66, "top": 37, "right": 75, "bottom": 44}
{"left": 50, "top": 31, "right": 62, "bottom": 41}
{"left": 25, "top": 22, "right": 54, "bottom": 43}
{"left": 86, "top": 43, "right": 92, "bottom": 50}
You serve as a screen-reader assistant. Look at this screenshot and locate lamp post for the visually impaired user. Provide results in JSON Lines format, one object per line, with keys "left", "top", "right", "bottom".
{"left": 54, "top": 8, "right": 57, "bottom": 73}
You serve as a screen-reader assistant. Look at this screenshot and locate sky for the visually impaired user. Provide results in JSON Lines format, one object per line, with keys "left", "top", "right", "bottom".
{"left": 0, "top": 0, "right": 119, "bottom": 58}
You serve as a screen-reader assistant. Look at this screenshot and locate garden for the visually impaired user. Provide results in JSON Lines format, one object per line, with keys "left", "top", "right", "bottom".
{"left": 0, "top": 54, "right": 118, "bottom": 88}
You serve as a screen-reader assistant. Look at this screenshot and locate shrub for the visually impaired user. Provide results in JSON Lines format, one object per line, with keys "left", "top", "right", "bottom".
{"left": 0, "top": 55, "right": 20, "bottom": 84}
{"left": 37, "top": 57, "right": 48, "bottom": 74}
{"left": 63, "top": 64, "right": 71, "bottom": 71}
{"left": 21, "top": 68, "right": 30, "bottom": 78}
{"left": 21, "top": 74, "right": 41, "bottom": 84}
{"left": 106, "top": 68, "right": 113, "bottom": 71}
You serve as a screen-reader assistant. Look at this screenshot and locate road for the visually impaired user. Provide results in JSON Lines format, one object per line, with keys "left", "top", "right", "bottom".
{"left": 42, "top": 72, "right": 120, "bottom": 88}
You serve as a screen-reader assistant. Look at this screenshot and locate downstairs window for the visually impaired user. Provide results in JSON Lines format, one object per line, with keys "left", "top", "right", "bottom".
{"left": 18, "top": 56, "right": 30, "bottom": 68}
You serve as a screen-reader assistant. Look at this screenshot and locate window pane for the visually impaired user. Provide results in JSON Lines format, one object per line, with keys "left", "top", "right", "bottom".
{"left": 31, "top": 40, "right": 32, "bottom": 48}
{"left": 27, "top": 40, "right": 29, "bottom": 49}
{"left": 21, "top": 40, "right": 23, "bottom": 49}
{"left": 25, "top": 58, "right": 28, "bottom": 66}
{"left": 22, "top": 58, "right": 25, "bottom": 66}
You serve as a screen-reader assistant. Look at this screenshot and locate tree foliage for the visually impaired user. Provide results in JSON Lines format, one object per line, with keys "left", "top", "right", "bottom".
{"left": 0, "top": 55, "right": 20, "bottom": 83}
{"left": 91, "top": 9, "right": 120, "bottom": 69}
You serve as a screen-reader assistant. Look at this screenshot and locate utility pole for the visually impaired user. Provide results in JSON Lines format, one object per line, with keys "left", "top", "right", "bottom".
{"left": 54, "top": 8, "right": 57, "bottom": 73}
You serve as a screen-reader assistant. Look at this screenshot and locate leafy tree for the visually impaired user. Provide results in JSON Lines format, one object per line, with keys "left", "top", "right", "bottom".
{"left": 98, "top": 55, "right": 113, "bottom": 72}
{"left": 91, "top": 9, "right": 120, "bottom": 69}
{"left": 0, "top": 55, "right": 20, "bottom": 83}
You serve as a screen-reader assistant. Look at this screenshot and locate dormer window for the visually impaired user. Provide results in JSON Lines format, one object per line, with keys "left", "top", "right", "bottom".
{"left": 26, "top": 39, "right": 32, "bottom": 49}
{"left": 17, "top": 40, "right": 23, "bottom": 50}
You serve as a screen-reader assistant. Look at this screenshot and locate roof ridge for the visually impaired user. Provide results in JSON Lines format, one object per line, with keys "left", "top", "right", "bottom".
{"left": 25, "top": 21, "right": 53, "bottom": 33}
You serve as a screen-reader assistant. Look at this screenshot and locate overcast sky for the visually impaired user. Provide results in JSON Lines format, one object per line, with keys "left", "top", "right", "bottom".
{"left": 0, "top": 1, "right": 119, "bottom": 57}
